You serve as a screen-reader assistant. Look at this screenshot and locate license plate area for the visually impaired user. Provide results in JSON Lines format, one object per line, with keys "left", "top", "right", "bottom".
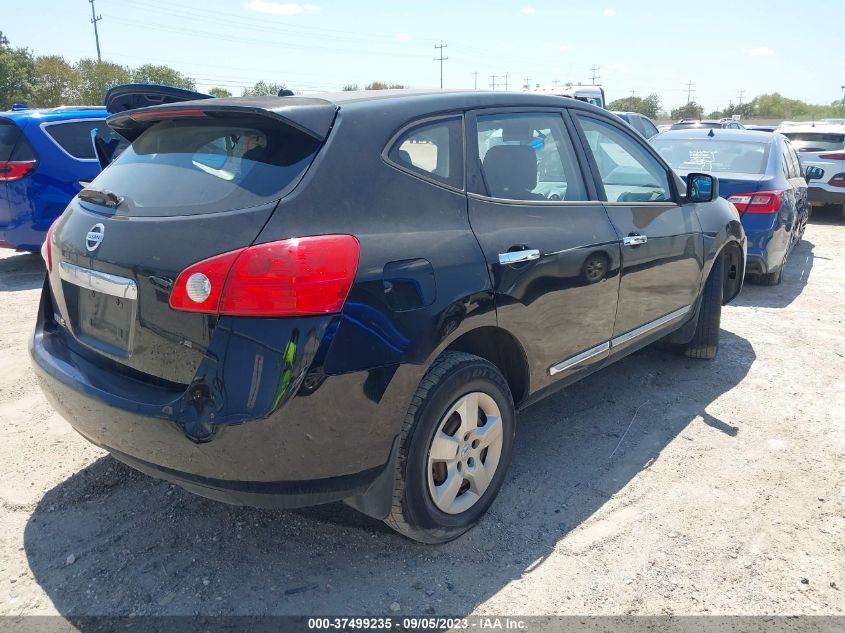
{"left": 59, "top": 262, "right": 138, "bottom": 358}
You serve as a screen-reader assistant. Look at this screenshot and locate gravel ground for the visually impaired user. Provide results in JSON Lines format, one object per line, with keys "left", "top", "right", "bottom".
{"left": 0, "top": 213, "right": 843, "bottom": 618}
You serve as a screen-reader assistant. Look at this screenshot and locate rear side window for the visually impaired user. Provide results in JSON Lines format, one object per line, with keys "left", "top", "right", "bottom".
{"left": 83, "top": 116, "right": 322, "bottom": 217}
{"left": 475, "top": 112, "right": 587, "bottom": 202}
{"left": 43, "top": 120, "right": 102, "bottom": 160}
{"left": 638, "top": 117, "right": 659, "bottom": 139}
{"left": 386, "top": 117, "right": 463, "bottom": 188}
{"left": 0, "top": 120, "right": 36, "bottom": 162}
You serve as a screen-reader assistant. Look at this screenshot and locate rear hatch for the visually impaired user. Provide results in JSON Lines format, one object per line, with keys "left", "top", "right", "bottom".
{"left": 780, "top": 130, "right": 845, "bottom": 187}
{"left": 45, "top": 98, "right": 337, "bottom": 384}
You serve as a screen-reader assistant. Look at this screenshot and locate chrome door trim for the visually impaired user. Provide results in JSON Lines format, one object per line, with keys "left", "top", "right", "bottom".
{"left": 610, "top": 305, "right": 691, "bottom": 348}
{"left": 498, "top": 249, "right": 541, "bottom": 265}
{"left": 549, "top": 341, "right": 610, "bottom": 376}
{"left": 59, "top": 261, "right": 138, "bottom": 300}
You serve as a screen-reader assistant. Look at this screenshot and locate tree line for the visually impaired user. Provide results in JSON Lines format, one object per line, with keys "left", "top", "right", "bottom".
{"left": 608, "top": 92, "right": 844, "bottom": 122}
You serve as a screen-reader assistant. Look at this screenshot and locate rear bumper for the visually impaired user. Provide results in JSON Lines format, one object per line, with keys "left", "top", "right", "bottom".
{"left": 29, "top": 309, "right": 407, "bottom": 510}
{"left": 0, "top": 222, "right": 45, "bottom": 252}
{"left": 808, "top": 186, "right": 845, "bottom": 207}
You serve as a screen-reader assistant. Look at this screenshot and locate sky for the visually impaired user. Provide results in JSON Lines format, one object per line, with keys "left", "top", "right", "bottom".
{"left": 4, "top": 0, "right": 845, "bottom": 112}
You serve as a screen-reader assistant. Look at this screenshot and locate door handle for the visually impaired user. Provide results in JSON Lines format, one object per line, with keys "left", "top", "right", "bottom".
{"left": 622, "top": 235, "right": 648, "bottom": 247}
{"left": 498, "top": 249, "right": 541, "bottom": 265}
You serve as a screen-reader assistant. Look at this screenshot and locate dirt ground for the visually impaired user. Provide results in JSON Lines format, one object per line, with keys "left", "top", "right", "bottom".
{"left": 0, "top": 213, "right": 843, "bottom": 619}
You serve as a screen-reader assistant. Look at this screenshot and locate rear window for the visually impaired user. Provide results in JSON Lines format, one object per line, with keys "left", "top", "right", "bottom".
{"left": 651, "top": 139, "right": 769, "bottom": 175}
{"left": 43, "top": 120, "right": 102, "bottom": 160}
{"left": 82, "top": 116, "right": 321, "bottom": 217}
{"left": 670, "top": 122, "right": 720, "bottom": 130}
{"left": 0, "top": 119, "right": 36, "bottom": 162}
{"left": 780, "top": 132, "right": 845, "bottom": 152}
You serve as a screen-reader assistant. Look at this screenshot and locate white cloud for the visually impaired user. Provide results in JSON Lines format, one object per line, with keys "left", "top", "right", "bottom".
{"left": 749, "top": 46, "right": 774, "bottom": 57}
{"left": 244, "top": 1, "right": 320, "bottom": 16}
{"left": 523, "top": 6, "right": 536, "bottom": 14}
{"left": 603, "top": 8, "right": 617, "bottom": 16}
{"left": 396, "top": 33, "right": 410, "bottom": 42}
{"left": 559, "top": 44, "right": 570, "bottom": 53}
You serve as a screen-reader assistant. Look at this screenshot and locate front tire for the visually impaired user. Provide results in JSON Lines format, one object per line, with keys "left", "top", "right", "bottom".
{"left": 385, "top": 352, "right": 515, "bottom": 543}
{"left": 683, "top": 255, "right": 724, "bottom": 360}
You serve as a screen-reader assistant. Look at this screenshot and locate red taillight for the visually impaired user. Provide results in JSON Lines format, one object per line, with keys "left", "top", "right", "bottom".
{"left": 169, "top": 235, "right": 360, "bottom": 317}
{"left": 727, "top": 190, "right": 783, "bottom": 214}
{"left": 41, "top": 217, "right": 60, "bottom": 272}
{"left": 829, "top": 173, "right": 845, "bottom": 187}
{"left": 0, "top": 160, "right": 36, "bottom": 182}
{"left": 818, "top": 152, "right": 845, "bottom": 160}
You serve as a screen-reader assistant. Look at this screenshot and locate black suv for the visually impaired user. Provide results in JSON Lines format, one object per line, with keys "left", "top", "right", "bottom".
{"left": 31, "top": 90, "right": 746, "bottom": 543}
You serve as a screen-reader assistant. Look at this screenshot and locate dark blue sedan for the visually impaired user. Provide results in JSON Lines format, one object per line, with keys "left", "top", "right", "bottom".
{"left": 652, "top": 129, "right": 810, "bottom": 285}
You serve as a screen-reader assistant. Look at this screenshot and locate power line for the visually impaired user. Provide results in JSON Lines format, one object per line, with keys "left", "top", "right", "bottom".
{"left": 589, "top": 65, "right": 600, "bottom": 84}
{"left": 489, "top": 75, "right": 498, "bottom": 90}
{"left": 89, "top": 0, "right": 103, "bottom": 62}
{"left": 685, "top": 81, "right": 695, "bottom": 104}
{"left": 434, "top": 41, "right": 448, "bottom": 89}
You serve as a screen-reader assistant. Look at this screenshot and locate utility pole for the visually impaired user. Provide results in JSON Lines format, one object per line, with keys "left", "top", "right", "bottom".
{"left": 433, "top": 41, "right": 448, "bottom": 89}
{"left": 841, "top": 85, "right": 844, "bottom": 113}
{"left": 523, "top": 76, "right": 531, "bottom": 90}
{"left": 472, "top": 71, "right": 479, "bottom": 90}
{"left": 552, "top": 79, "right": 561, "bottom": 88}
{"left": 630, "top": 89, "right": 636, "bottom": 98}
{"left": 737, "top": 88, "right": 745, "bottom": 106}
{"left": 89, "top": 0, "right": 102, "bottom": 62}
{"left": 685, "top": 81, "right": 695, "bottom": 105}
{"left": 489, "top": 75, "right": 498, "bottom": 90}
{"left": 589, "top": 65, "right": 600, "bottom": 84}
{"left": 503, "top": 73, "right": 510, "bottom": 91}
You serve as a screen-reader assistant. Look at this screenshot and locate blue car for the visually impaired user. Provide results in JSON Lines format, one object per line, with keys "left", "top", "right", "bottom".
{"left": 1, "top": 85, "right": 212, "bottom": 252}
{"left": 652, "top": 129, "right": 810, "bottom": 285}
{"left": 0, "top": 106, "right": 111, "bottom": 251}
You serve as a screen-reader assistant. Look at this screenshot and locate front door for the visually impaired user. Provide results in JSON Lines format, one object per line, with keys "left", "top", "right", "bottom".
{"left": 573, "top": 113, "right": 704, "bottom": 343}
{"left": 466, "top": 109, "right": 621, "bottom": 392}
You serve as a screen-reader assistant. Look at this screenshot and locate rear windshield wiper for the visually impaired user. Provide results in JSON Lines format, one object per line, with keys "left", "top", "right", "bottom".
{"left": 78, "top": 188, "right": 125, "bottom": 209}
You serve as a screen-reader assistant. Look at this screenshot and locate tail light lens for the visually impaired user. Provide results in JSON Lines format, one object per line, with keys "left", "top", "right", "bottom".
{"left": 40, "top": 217, "right": 60, "bottom": 272}
{"left": 170, "top": 235, "right": 360, "bottom": 317}
{"left": 727, "top": 191, "right": 784, "bottom": 213}
{"left": 818, "top": 152, "right": 845, "bottom": 160}
{"left": 0, "top": 160, "right": 36, "bottom": 182}
{"left": 829, "top": 173, "right": 845, "bottom": 187}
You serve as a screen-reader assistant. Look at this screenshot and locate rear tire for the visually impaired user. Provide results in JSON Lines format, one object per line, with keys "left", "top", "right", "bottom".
{"left": 384, "top": 352, "right": 515, "bottom": 544}
{"left": 683, "top": 255, "right": 724, "bottom": 360}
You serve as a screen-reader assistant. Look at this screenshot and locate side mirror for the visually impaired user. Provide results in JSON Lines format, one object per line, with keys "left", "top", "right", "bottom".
{"left": 805, "top": 166, "right": 824, "bottom": 182}
{"left": 687, "top": 173, "right": 719, "bottom": 203}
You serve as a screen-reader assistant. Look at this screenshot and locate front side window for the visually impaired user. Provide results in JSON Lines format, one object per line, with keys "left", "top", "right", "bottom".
{"left": 387, "top": 117, "right": 462, "bottom": 188}
{"left": 577, "top": 115, "right": 672, "bottom": 203}
{"left": 475, "top": 112, "right": 587, "bottom": 202}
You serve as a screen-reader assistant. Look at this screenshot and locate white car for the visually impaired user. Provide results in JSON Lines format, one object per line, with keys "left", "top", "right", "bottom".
{"left": 778, "top": 123, "right": 845, "bottom": 218}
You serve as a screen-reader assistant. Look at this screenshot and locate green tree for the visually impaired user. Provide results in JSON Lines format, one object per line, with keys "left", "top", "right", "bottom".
{"left": 0, "top": 31, "right": 36, "bottom": 109}
{"left": 208, "top": 87, "right": 232, "bottom": 98}
{"left": 242, "top": 81, "right": 286, "bottom": 97}
{"left": 31, "top": 55, "right": 79, "bottom": 107}
{"left": 73, "top": 59, "right": 131, "bottom": 105}
{"left": 365, "top": 81, "right": 389, "bottom": 90}
{"left": 607, "top": 93, "right": 660, "bottom": 118}
{"left": 670, "top": 101, "right": 704, "bottom": 120}
{"left": 130, "top": 64, "right": 195, "bottom": 90}
{"left": 342, "top": 83, "right": 359, "bottom": 91}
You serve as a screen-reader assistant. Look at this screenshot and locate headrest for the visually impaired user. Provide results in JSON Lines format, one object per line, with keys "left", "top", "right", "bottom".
{"left": 482, "top": 144, "right": 538, "bottom": 196}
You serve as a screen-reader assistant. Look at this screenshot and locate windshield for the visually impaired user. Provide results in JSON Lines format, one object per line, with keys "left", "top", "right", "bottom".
{"left": 83, "top": 116, "right": 321, "bottom": 217}
{"left": 651, "top": 139, "right": 769, "bottom": 174}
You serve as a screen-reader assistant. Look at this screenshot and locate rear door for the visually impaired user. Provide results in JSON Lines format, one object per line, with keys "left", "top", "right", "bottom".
{"left": 47, "top": 104, "right": 333, "bottom": 385}
{"left": 782, "top": 138, "right": 809, "bottom": 234}
{"left": 572, "top": 113, "right": 703, "bottom": 346}
{"left": 466, "top": 108, "right": 621, "bottom": 392}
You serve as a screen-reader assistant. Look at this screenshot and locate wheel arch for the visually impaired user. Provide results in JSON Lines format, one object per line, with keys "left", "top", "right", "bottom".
{"left": 441, "top": 325, "right": 530, "bottom": 407}
{"left": 715, "top": 239, "right": 745, "bottom": 304}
